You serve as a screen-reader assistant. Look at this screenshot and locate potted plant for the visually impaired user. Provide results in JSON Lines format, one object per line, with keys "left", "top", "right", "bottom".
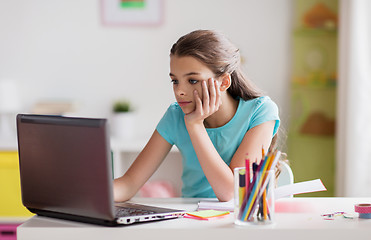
{"left": 113, "top": 101, "right": 131, "bottom": 113}
{"left": 111, "top": 99, "right": 136, "bottom": 140}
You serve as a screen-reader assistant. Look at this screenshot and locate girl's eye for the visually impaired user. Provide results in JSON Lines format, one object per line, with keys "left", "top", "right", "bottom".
{"left": 189, "top": 79, "right": 198, "bottom": 84}
{"left": 171, "top": 79, "right": 178, "bottom": 84}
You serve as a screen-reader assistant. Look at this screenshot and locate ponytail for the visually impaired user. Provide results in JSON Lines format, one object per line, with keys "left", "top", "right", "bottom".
{"left": 228, "top": 67, "right": 262, "bottom": 100}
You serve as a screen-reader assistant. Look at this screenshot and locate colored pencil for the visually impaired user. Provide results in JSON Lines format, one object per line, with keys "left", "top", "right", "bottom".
{"left": 239, "top": 150, "right": 281, "bottom": 221}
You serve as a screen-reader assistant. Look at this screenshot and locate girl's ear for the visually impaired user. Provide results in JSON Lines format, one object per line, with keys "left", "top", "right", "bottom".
{"left": 219, "top": 73, "right": 231, "bottom": 92}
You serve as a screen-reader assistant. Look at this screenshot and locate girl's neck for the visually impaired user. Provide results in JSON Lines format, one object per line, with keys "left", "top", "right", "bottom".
{"left": 204, "top": 94, "right": 239, "bottom": 129}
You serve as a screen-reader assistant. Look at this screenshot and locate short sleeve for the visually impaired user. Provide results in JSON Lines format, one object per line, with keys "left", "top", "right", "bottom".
{"left": 250, "top": 97, "right": 280, "bottom": 136}
{"left": 156, "top": 104, "right": 178, "bottom": 145}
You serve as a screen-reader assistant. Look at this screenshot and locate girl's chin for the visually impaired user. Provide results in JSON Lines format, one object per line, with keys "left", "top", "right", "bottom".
{"left": 180, "top": 106, "right": 195, "bottom": 115}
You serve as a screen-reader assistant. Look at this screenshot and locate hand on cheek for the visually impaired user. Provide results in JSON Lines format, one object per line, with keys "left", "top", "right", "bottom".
{"left": 184, "top": 78, "right": 222, "bottom": 126}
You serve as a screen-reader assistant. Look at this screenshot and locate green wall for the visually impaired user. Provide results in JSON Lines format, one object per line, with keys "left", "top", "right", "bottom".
{"left": 288, "top": 0, "right": 338, "bottom": 197}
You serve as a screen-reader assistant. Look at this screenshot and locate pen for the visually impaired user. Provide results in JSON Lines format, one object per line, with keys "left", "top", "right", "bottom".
{"left": 238, "top": 169, "right": 246, "bottom": 208}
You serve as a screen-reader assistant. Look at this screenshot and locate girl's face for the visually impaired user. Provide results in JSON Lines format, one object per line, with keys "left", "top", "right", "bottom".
{"left": 169, "top": 55, "right": 216, "bottom": 114}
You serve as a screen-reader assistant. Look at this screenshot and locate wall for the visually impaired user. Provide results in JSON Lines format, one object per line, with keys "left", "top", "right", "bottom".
{"left": 0, "top": 0, "right": 292, "bottom": 140}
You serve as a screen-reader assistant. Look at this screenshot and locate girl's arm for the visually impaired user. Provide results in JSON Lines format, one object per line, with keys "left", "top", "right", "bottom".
{"left": 187, "top": 120, "right": 275, "bottom": 202}
{"left": 185, "top": 78, "right": 275, "bottom": 201}
{"left": 113, "top": 130, "right": 172, "bottom": 202}
{"left": 229, "top": 121, "right": 275, "bottom": 171}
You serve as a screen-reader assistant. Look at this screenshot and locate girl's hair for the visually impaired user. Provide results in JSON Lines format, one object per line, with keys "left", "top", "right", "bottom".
{"left": 170, "top": 30, "right": 262, "bottom": 101}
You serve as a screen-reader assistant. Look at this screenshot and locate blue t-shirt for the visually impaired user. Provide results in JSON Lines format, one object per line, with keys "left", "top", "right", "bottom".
{"left": 156, "top": 96, "right": 280, "bottom": 198}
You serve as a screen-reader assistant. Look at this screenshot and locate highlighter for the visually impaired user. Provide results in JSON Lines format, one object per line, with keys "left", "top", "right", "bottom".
{"left": 238, "top": 169, "right": 246, "bottom": 207}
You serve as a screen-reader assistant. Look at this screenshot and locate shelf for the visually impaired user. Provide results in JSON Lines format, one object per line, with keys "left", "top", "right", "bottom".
{"left": 288, "top": 132, "right": 335, "bottom": 139}
{"left": 291, "top": 84, "right": 337, "bottom": 91}
{"left": 287, "top": 133, "right": 335, "bottom": 197}
{"left": 293, "top": 27, "right": 337, "bottom": 37}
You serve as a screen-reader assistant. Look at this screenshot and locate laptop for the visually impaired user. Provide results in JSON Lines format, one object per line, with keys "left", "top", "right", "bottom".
{"left": 16, "top": 114, "right": 184, "bottom": 226}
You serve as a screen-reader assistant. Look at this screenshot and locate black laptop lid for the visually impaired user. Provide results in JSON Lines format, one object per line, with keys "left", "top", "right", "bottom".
{"left": 17, "top": 114, "right": 115, "bottom": 221}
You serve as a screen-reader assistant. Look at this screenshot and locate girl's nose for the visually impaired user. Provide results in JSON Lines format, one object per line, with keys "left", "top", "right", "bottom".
{"left": 175, "top": 84, "right": 186, "bottom": 96}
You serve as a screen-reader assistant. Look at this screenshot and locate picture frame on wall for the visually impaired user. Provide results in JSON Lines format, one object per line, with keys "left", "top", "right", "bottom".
{"left": 100, "top": 0, "right": 163, "bottom": 26}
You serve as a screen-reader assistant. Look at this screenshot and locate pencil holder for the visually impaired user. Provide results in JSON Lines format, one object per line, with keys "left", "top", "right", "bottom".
{"left": 234, "top": 167, "right": 275, "bottom": 226}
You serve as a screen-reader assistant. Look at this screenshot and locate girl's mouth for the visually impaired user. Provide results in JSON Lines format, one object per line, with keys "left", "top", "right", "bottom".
{"left": 178, "top": 101, "right": 191, "bottom": 107}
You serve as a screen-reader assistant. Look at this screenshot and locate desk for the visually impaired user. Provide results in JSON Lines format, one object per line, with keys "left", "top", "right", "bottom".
{"left": 17, "top": 197, "right": 371, "bottom": 240}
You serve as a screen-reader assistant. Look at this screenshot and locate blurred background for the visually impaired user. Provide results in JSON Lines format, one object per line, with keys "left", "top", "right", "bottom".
{"left": 1, "top": 0, "right": 370, "bottom": 229}
{"left": 0, "top": 0, "right": 292, "bottom": 138}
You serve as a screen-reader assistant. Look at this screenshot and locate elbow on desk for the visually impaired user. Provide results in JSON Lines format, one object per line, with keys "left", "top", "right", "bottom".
{"left": 113, "top": 178, "right": 136, "bottom": 202}
{"left": 216, "top": 191, "right": 234, "bottom": 202}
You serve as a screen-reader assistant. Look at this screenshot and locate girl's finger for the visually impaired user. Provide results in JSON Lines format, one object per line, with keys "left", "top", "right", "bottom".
{"left": 208, "top": 78, "right": 216, "bottom": 108}
{"left": 215, "top": 80, "right": 222, "bottom": 109}
{"left": 194, "top": 90, "right": 203, "bottom": 115}
{"left": 202, "top": 80, "right": 209, "bottom": 113}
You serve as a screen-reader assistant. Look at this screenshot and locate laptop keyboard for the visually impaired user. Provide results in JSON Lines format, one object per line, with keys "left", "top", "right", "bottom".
{"left": 115, "top": 207, "right": 156, "bottom": 217}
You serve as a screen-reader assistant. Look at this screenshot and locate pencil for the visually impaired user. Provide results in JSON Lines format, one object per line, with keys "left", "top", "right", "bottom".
{"left": 242, "top": 163, "right": 267, "bottom": 221}
{"left": 245, "top": 158, "right": 250, "bottom": 196}
{"left": 241, "top": 151, "right": 282, "bottom": 221}
{"left": 238, "top": 163, "right": 257, "bottom": 220}
{"left": 263, "top": 190, "right": 267, "bottom": 220}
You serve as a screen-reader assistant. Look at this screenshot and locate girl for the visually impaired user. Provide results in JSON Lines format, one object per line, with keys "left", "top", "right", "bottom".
{"left": 114, "top": 30, "right": 280, "bottom": 202}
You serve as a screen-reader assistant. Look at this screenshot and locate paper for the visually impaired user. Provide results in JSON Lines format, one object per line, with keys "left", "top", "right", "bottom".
{"left": 198, "top": 179, "right": 327, "bottom": 211}
{"left": 198, "top": 199, "right": 234, "bottom": 211}
{"left": 273, "top": 179, "right": 326, "bottom": 200}
{"left": 185, "top": 210, "right": 230, "bottom": 220}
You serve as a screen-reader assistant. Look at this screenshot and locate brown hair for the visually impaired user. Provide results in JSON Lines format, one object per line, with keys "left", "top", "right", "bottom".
{"left": 170, "top": 30, "right": 262, "bottom": 100}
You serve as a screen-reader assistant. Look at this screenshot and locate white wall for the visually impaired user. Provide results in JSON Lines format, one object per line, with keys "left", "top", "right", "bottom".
{"left": 0, "top": 0, "right": 292, "bottom": 140}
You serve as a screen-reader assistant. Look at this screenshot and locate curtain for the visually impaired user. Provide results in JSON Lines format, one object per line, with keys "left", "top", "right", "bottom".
{"left": 336, "top": 0, "right": 371, "bottom": 196}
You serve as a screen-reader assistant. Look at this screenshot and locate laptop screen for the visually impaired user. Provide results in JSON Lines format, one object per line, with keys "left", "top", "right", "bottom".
{"left": 17, "top": 114, "right": 115, "bottom": 221}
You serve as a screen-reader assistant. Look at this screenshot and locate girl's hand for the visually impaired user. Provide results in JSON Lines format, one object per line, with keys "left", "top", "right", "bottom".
{"left": 184, "top": 78, "right": 222, "bottom": 126}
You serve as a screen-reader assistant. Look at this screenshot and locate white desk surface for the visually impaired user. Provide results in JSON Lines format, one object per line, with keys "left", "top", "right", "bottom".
{"left": 17, "top": 197, "right": 371, "bottom": 240}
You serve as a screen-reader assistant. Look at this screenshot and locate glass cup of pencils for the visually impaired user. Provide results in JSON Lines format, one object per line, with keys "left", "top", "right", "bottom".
{"left": 234, "top": 150, "right": 280, "bottom": 226}
{"left": 234, "top": 167, "right": 275, "bottom": 225}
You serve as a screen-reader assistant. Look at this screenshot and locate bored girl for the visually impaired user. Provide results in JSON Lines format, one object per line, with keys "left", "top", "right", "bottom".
{"left": 114, "top": 30, "right": 280, "bottom": 202}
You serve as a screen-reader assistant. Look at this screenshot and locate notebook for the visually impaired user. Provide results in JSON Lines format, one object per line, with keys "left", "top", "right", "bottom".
{"left": 16, "top": 114, "right": 184, "bottom": 226}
